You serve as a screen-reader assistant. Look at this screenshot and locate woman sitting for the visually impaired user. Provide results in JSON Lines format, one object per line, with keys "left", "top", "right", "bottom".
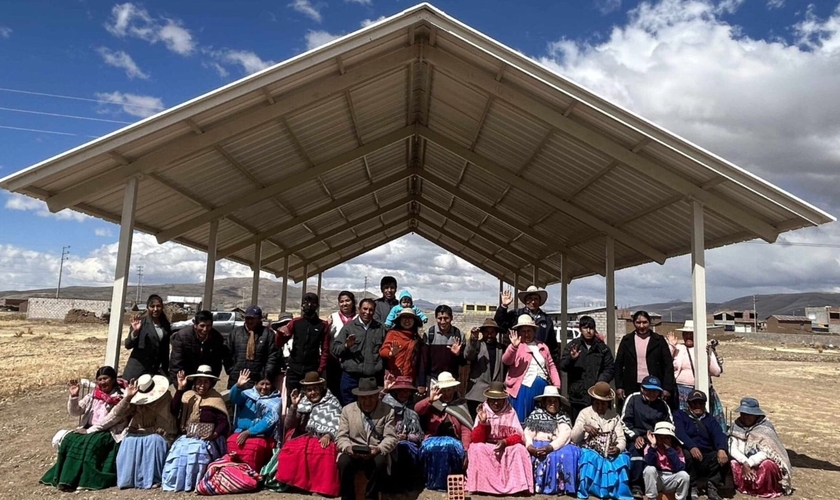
{"left": 504, "top": 314, "right": 561, "bottom": 422}
{"left": 41, "top": 366, "right": 127, "bottom": 491}
{"left": 466, "top": 381, "right": 534, "bottom": 495}
{"left": 382, "top": 376, "right": 424, "bottom": 491}
{"left": 571, "top": 381, "right": 632, "bottom": 500}
{"left": 728, "top": 397, "right": 792, "bottom": 497}
{"left": 227, "top": 368, "right": 281, "bottom": 471}
{"left": 162, "top": 365, "right": 230, "bottom": 492}
{"left": 275, "top": 371, "right": 342, "bottom": 497}
{"left": 114, "top": 374, "right": 178, "bottom": 489}
{"left": 524, "top": 385, "right": 580, "bottom": 495}
{"left": 415, "top": 371, "right": 473, "bottom": 491}
{"left": 380, "top": 307, "right": 423, "bottom": 383}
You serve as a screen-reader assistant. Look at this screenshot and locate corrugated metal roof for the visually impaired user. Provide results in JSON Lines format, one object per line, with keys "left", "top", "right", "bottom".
{"left": 0, "top": 3, "right": 833, "bottom": 286}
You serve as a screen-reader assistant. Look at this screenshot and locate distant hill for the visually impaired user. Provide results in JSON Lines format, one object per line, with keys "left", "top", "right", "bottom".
{"left": 632, "top": 292, "right": 840, "bottom": 322}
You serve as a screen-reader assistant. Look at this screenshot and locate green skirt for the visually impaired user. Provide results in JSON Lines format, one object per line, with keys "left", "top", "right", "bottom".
{"left": 259, "top": 447, "right": 289, "bottom": 492}
{"left": 41, "top": 431, "right": 119, "bottom": 490}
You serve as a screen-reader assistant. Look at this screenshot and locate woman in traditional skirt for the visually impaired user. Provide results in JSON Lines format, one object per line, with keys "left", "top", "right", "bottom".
{"left": 524, "top": 385, "right": 581, "bottom": 495}
{"left": 41, "top": 366, "right": 127, "bottom": 491}
{"left": 114, "top": 374, "right": 178, "bottom": 489}
{"left": 729, "top": 397, "right": 792, "bottom": 497}
{"left": 382, "top": 376, "right": 424, "bottom": 491}
{"left": 466, "top": 381, "right": 534, "bottom": 495}
{"left": 275, "top": 371, "right": 342, "bottom": 497}
{"left": 162, "top": 365, "right": 230, "bottom": 492}
{"left": 503, "top": 314, "right": 561, "bottom": 422}
{"left": 415, "top": 371, "right": 473, "bottom": 491}
{"left": 227, "top": 368, "right": 281, "bottom": 471}
{"left": 570, "top": 382, "right": 632, "bottom": 500}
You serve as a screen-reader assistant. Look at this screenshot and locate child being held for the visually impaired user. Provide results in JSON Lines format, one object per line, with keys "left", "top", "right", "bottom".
{"left": 385, "top": 290, "right": 428, "bottom": 328}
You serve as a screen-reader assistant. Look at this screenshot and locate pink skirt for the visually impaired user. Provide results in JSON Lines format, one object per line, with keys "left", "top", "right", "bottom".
{"left": 225, "top": 434, "right": 275, "bottom": 472}
{"left": 466, "top": 443, "right": 534, "bottom": 495}
{"left": 731, "top": 460, "right": 784, "bottom": 498}
{"left": 276, "top": 435, "right": 340, "bottom": 497}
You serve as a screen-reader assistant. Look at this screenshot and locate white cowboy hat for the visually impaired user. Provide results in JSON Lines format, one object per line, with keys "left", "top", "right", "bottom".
{"left": 653, "top": 421, "right": 683, "bottom": 445}
{"left": 517, "top": 285, "right": 548, "bottom": 305}
{"left": 512, "top": 314, "right": 538, "bottom": 330}
{"left": 186, "top": 364, "right": 219, "bottom": 380}
{"left": 436, "top": 371, "right": 460, "bottom": 389}
{"left": 131, "top": 374, "right": 170, "bottom": 405}
{"left": 677, "top": 320, "right": 722, "bottom": 332}
{"left": 534, "top": 385, "right": 567, "bottom": 403}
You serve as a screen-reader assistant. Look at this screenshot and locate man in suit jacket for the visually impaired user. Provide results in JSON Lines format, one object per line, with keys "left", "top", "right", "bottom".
{"left": 560, "top": 315, "right": 615, "bottom": 422}
{"left": 464, "top": 318, "right": 506, "bottom": 414}
{"left": 336, "top": 377, "right": 397, "bottom": 500}
{"left": 614, "top": 311, "right": 676, "bottom": 409}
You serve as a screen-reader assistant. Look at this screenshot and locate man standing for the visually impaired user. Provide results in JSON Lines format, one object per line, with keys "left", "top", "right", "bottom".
{"left": 168, "top": 310, "right": 231, "bottom": 386}
{"left": 494, "top": 285, "right": 558, "bottom": 364}
{"left": 335, "top": 377, "right": 397, "bottom": 500}
{"left": 331, "top": 298, "right": 386, "bottom": 404}
{"left": 226, "top": 305, "right": 279, "bottom": 389}
{"left": 275, "top": 293, "right": 330, "bottom": 393}
{"left": 373, "top": 276, "right": 398, "bottom": 325}
{"left": 464, "top": 318, "right": 506, "bottom": 414}
{"left": 674, "top": 390, "right": 729, "bottom": 500}
{"left": 418, "top": 305, "right": 463, "bottom": 393}
{"left": 560, "top": 315, "right": 615, "bottom": 422}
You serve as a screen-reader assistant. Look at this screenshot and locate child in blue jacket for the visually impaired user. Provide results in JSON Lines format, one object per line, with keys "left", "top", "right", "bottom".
{"left": 384, "top": 290, "right": 428, "bottom": 328}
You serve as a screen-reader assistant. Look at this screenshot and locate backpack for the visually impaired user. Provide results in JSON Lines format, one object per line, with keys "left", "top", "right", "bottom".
{"left": 196, "top": 453, "right": 261, "bottom": 495}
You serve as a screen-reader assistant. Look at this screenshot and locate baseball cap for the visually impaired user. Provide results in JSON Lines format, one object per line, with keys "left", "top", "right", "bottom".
{"left": 687, "top": 389, "right": 707, "bottom": 402}
{"left": 245, "top": 305, "right": 263, "bottom": 318}
{"left": 641, "top": 375, "right": 663, "bottom": 392}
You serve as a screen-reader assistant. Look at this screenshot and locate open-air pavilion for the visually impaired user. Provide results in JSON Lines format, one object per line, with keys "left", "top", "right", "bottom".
{"left": 1, "top": 3, "right": 833, "bottom": 400}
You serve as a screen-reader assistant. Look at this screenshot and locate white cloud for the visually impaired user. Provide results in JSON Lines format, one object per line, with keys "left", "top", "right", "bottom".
{"left": 595, "top": 0, "right": 622, "bottom": 15}
{"left": 205, "top": 61, "right": 229, "bottom": 77}
{"left": 210, "top": 49, "right": 275, "bottom": 74}
{"left": 94, "top": 228, "right": 113, "bottom": 237}
{"left": 94, "top": 91, "right": 164, "bottom": 118}
{"left": 794, "top": 4, "right": 840, "bottom": 53}
{"left": 716, "top": 0, "right": 745, "bottom": 14}
{"left": 289, "top": 0, "right": 323, "bottom": 23}
{"left": 305, "top": 30, "right": 342, "bottom": 50}
{"left": 767, "top": 0, "right": 785, "bottom": 8}
{"left": 346, "top": 0, "right": 372, "bottom": 5}
{"left": 4, "top": 193, "right": 89, "bottom": 222}
{"left": 0, "top": 26, "right": 11, "bottom": 38}
{"left": 96, "top": 47, "right": 149, "bottom": 79}
{"left": 104, "top": 3, "right": 195, "bottom": 55}
{"left": 360, "top": 16, "right": 387, "bottom": 28}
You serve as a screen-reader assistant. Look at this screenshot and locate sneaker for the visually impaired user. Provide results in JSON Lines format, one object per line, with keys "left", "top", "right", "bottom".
{"left": 707, "top": 484, "right": 723, "bottom": 500}
{"left": 690, "top": 487, "right": 700, "bottom": 500}
{"left": 631, "top": 486, "right": 644, "bottom": 499}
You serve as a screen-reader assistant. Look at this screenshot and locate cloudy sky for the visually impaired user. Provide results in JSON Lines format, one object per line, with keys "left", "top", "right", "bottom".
{"left": 2, "top": 0, "right": 840, "bottom": 310}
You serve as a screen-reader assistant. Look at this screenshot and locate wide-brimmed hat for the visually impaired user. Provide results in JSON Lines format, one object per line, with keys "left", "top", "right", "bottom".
{"left": 653, "top": 421, "right": 682, "bottom": 444}
{"left": 735, "top": 397, "right": 765, "bottom": 416}
{"left": 352, "top": 377, "right": 382, "bottom": 396}
{"left": 534, "top": 385, "right": 567, "bottom": 403}
{"left": 277, "top": 312, "right": 293, "bottom": 323}
{"left": 186, "top": 364, "right": 219, "bottom": 380}
{"left": 641, "top": 375, "right": 663, "bottom": 392}
{"left": 677, "top": 320, "right": 722, "bottom": 332}
{"left": 478, "top": 318, "right": 503, "bottom": 332}
{"left": 512, "top": 314, "right": 538, "bottom": 330}
{"left": 435, "top": 371, "right": 460, "bottom": 389}
{"left": 483, "top": 381, "right": 509, "bottom": 399}
{"left": 517, "top": 285, "right": 548, "bottom": 305}
{"left": 387, "top": 376, "right": 416, "bottom": 392}
{"left": 395, "top": 307, "right": 420, "bottom": 323}
{"left": 299, "top": 371, "right": 326, "bottom": 386}
{"left": 587, "top": 381, "right": 616, "bottom": 401}
{"left": 131, "top": 374, "right": 170, "bottom": 405}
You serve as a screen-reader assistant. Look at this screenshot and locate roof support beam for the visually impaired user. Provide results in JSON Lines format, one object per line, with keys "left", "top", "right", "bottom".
{"left": 155, "top": 125, "right": 416, "bottom": 243}
{"left": 419, "top": 169, "right": 605, "bottom": 276}
{"left": 293, "top": 227, "right": 413, "bottom": 279}
{"left": 424, "top": 45, "right": 779, "bottom": 244}
{"left": 45, "top": 45, "right": 421, "bottom": 213}
{"left": 417, "top": 124, "right": 668, "bottom": 264}
{"left": 413, "top": 227, "right": 513, "bottom": 285}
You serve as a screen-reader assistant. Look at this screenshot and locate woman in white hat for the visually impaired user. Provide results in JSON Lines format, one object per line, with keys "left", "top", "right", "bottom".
{"left": 571, "top": 381, "right": 632, "bottom": 500}
{"left": 113, "top": 374, "right": 178, "bottom": 489}
{"left": 161, "top": 365, "right": 230, "bottom": 492}
{"left": 503, "top": 314, "right": 562, "bottom": 422}
{"left": 523, "top": 386, "right": 581, "bottom": 495}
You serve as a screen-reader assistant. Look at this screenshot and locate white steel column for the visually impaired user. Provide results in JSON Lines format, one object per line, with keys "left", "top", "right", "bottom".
{"left": 203, "top": 220, "right": 218, "bottom": 310}
{"left": 606, "top": 236, "right": 616, "bottom": 351}
{"left": 532, "top": 265, "right": 538, "bottom": 287}
{"left": 560, "top": 254, "right": 569, "bottom": 396}
{"left": 691, "top": 200, "right": 710, "bottom": 405}
{"left": 105, "top": 177, "right": 139, "bottom": 369}
{"left": 499, "top": 279, "right": 503, "bottom": 297}
{"left": 317, "top": 272, "right": 323, "bottom": 298}
{"left": 281, "top": 255, "right": 289, "bottom": 312}
{"left": 251, "top": 241, "right": 262, "bottom": 305}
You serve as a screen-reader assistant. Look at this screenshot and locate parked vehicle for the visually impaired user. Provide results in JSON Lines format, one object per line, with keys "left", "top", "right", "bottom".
{"left": 170, "top": 311, "right": 245, "bottom": 337}
{"left": 554, "top": 325, "right": 582, "bottom": 342}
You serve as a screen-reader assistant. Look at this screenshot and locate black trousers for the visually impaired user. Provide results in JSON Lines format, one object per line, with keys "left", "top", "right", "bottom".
{"left": 338, "top": 453, "right": 388, "bottom": 500}
{"left": 684, "top": 448, "right": 729, "bottom": 488}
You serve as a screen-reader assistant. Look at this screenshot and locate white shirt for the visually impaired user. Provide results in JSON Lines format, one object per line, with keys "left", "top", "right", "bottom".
{"left": 522, "top": 342, "right": 547, "bottom": 387}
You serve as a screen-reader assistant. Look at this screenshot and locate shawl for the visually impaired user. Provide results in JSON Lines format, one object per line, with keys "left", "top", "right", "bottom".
{"left": 478, "top": 400, "right": 523, "bottom": 440}
{"left": 432, "top": 395, "right": 473, "bottom": 428}
{"left": 524, "top": 407, "right": 571, "bottom": 435}
{"left": 297, "top": 390, "right": 342, "bottom": 439}
{"left": 180, "top": 389, "right": 229, "bottom": 430}
{"left": 730, "top": 417, "right": 792, "bottom": 494}
{"left": 93, "top": 385, "right": 124, "bottom": 406}
{"left": 242, "top": 387, "right": 281, "bottom": 433}
{"left": 382, "top": 393, "right": 423, "bottom": 438}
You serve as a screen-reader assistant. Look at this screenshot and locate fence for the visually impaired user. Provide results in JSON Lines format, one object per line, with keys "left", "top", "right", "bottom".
{"left": 25, "top": 298, "right": 110, "bottom": 321}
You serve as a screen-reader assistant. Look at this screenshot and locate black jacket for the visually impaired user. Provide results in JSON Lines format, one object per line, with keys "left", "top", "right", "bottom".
{"left": 621, "top": 391, "right": 673, "bottom": 440}
{"left": 168, "top": 326, "right": 231, "bottom": 385}
{"left": 331, "top": 317, "right": 385, "bottom": 377}
{"left": 614, "top": 331, "right": 676, "bottom": 395}
{"left": 225, "top": 324, "right": 279, "bottom": 389}
{"left": 559, "top": 336, "right": 615, "bottom": 405}
{"left": 494, "top": 305, "right": 559, "bottom": 364}
{"left": 122, "top": 315, "right": 171, "bottom": 381}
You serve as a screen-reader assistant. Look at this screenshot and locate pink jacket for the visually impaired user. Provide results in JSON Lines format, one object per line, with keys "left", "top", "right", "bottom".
{"left": 502, "top": 342, "right": 561, "bottom": 397}
{"left": 671, "top": 344, "right": 721, "bottom": 386}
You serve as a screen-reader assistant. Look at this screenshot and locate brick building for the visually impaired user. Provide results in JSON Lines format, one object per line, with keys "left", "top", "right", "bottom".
{"left": 765, "top": 314, "right": 812, "bottom": 334}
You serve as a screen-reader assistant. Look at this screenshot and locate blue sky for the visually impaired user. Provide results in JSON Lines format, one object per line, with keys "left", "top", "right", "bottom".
{"left": 3, "top": 0, "right": 840, "bottom": 308}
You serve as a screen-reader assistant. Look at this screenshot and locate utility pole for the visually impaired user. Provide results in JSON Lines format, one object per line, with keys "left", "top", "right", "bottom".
{"left": 56, "top": 246, "right": 70, "bottom": 299}
{"left": 364, "top": 275, "right": 369, "bottom": 298}
{"left": 135, "top": 265, "right": 144, "bottom": 304}
{"left": 753, "top": 295, "right": 758, "bottom": 332}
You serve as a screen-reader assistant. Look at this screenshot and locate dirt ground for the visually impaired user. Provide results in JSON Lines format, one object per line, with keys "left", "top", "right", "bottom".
{"left": 1, "top": 316, "right": 839, "bottom": 500}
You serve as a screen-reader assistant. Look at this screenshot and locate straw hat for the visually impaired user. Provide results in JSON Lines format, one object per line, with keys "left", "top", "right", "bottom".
{"left": 534, "top": 385, "right": 567, "bottom": 403}
{"left": 478, "top": 318, "right": 503, "bottom": 332}
{"left": 435, "top": 371, "right": 460, "bottom": 389}
{"left": 131, "top": 374, "right": 170, "bottom": 405}
{"left": 351, "top": 377, "right": 382, "bottom": 396}
{"left": 395, "top": 307, "right": 421, "bottom": 323}
{"left": 677, "top": 320, "right": 722, "bottom": 332}
{"left": 587, "top": 381, "right": 616, "bottom": 401}
{"left": 517, "top": 285, "right": 548, "bottom": 305}
{"left": 512, "top": 314, "right": 538, "bottom": 330}
{"left": 186, "top": 364, "right": 219, "bottom": 380}
{"left": 299, "top": 371, "right": 326, "bottom": 386}
{"left": 483, "top": 381, "right": 509, "bottom": 399}
{"left": 653, "top": 421, "right": 682, "bottom": 445}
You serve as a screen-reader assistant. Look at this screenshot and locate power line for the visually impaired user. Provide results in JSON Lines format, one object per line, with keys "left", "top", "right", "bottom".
{"left": 56, "top": 246, "right": 70, "bottom": 299}
{"left": 0, "top": 87, "right": 164, "bottom": 109}
{"left": 136, "top": 265, "right": 144, "bottom": 304}
{"left": 0, "top": 124, "right": 97, "bottom": 137}
{"left": 0, "top": 106, "right": 133, "bottom": 124}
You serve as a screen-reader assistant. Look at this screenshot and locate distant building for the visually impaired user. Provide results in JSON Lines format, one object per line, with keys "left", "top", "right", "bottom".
{"left": 765, "top": 314, "right": 812, "bottom": 334}
{"left": 713, "top": 309, "right": 757, "bottom": 333}
{"left": 805, "top": 306, "right": 840, "bottom": 334}
{"left": 461, "top": 303, "right": 498, "bottom": 314}
{"left": 545, "top": 306, "right": 625, "bottom": 340}
{"left": 0, "top": 298, "right": 26, "bottom": 311}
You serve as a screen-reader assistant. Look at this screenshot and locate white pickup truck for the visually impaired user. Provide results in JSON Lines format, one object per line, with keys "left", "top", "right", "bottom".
{"left": 171, "top": 311, "right": 245, "bottom": 338}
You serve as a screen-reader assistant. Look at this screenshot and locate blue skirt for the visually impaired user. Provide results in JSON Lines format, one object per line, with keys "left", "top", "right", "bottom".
{"left": 116, "top": 434, "right": 170, "bottom": 489}
{"left": 532, "top": 440, "right": 580, "bottom": 495}
{"left": 161, "top": 435, "right": 226, "bottom": 492}
{"left": 576, "top": 448, "right": 633, "bottom": 500}
{"left": 511, "top": 377, "right": 548, "bottom": 422}
{"left": 420, "top": 436, "right": 464, "bottom": 491}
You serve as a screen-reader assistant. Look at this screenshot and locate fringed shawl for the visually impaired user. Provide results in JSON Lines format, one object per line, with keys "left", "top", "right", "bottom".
{"left": 730, "top": 417, "right": 792, "bottom": 494}
{"left": 297, "top": 390, "right": 342, "bottom": 439}
{"left": 524, "top": 407, "right": 571, "bottom": 435}
{"left": 478, "top": 400, "right": 523, "bottom": 440}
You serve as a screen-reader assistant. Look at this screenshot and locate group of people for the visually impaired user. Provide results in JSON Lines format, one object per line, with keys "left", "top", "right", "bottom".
{"left": 41, "top": 278, "right": 793, "bottom": 500}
